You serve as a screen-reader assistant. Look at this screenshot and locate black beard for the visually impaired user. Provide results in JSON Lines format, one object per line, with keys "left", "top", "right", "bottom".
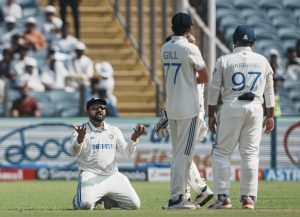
{"left": 92, "top": 113, "right": 105, "bottom": 123}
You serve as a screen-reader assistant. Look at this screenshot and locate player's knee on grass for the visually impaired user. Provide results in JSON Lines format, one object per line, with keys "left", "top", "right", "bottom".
{"left": 132, "top": 197, "right": 141, "bottom": 209}
{"left": 123, "top": 197, "right": 141, "bottom": 210}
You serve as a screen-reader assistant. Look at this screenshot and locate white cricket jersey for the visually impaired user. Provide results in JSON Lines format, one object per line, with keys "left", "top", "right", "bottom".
{"left": 208, "top": 46, "right": 275, "bottom": 108}
{"left": 160, "top": 36, "right": 206, "bottom": 119}
{"left": 197, "top": 84, "right": 205, "bottom": 115}
{"left": 70, "top": 121, "right": 137, "bottom": 176}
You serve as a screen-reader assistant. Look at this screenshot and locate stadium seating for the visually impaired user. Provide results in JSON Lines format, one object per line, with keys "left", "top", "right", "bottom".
{"left": 216, "top": 0, "right": 300, "bottom": 55}
{"left": 216, "top": 0, "right": 300, "bottom": 115}
{"left": 283, "top": 0, "right": 300, "bottom": 10}
{"left": 2, "top": 89, "right": 81, "bottom": 117}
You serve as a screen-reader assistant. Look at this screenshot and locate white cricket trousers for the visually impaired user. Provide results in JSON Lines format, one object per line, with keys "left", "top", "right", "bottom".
{"left": 212, "top": 101, "right": 263, "bottom": 199}
{"left": 169, "top": 115, "right": 200, "bottom": 201}
{"left": 73, "top": 171, "right": 140, "bottom": 210}
{"left": 185, "top": 161, "right": 208, "bottom": 199}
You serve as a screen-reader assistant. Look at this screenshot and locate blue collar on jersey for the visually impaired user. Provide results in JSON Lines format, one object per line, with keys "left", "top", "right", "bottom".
{"left": 233, "top": 46, "right": 252, "bottom": 53}
{"left": 87, "top": 121, "right": 108, "bottom": 132}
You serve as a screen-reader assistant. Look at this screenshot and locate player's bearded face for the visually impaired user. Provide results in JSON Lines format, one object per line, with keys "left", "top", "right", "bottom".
{"left": 88, "top": 104, "right": 106, "bottom": 122}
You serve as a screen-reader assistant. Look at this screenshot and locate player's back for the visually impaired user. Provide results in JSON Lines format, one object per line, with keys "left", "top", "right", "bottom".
{"left": 218, "top": 47, "right": 273, "bottom": 105}
{"left": 160, "top": 36, "right": 200, "bottom": 119}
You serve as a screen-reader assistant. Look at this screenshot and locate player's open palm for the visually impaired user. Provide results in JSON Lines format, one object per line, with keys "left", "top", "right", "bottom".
{"left": 131, "top": 124, "right": 145, "bottom": 141}
{"left": 73, "top": 124, "right": 87, "bottom": 137}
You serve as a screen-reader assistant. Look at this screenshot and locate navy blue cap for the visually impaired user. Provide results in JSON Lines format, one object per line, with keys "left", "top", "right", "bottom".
{"left": 86, "top": 97, "right": 107, "bottom": 110}
{"left": 172, "top": 12, "right": 193, "bottom": 29}
{"left": 233, "top": 25, "right": 256, "bottom": 43}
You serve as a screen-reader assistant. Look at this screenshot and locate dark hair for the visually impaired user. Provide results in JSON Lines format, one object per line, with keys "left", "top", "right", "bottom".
{"left": 287, "top": 47, "right": 296, "bottom": 53}
{"left": 172, "top": 26, "right": 189, "bottom": 36}
{"left": 234, "top": 40, "right": 254, "bottom": 47}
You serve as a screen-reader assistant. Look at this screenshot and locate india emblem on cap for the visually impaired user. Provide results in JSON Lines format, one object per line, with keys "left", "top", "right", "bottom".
{"left": 243, "top": 35, "right": 249, "bottom": 40}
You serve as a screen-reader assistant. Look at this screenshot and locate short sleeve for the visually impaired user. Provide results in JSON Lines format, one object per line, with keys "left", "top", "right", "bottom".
{"left": 188, "top": 45, "right": 206, "bottom": 71}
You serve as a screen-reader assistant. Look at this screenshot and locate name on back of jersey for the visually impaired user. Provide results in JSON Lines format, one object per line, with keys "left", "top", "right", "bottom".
{"left": 228, "top": 62, "right": 262, "bottom": 69}
{"left": 163, "top": 51, "right": 178, "bottom": 60}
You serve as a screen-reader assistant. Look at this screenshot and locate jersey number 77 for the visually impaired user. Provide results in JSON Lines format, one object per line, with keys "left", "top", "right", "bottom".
{"left": 164, "top": 63, "right": 182, "bottom": 84}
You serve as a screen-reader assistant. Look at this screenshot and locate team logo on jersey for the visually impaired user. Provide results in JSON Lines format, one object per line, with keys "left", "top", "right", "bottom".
{"left": 90, "top": 136, "right": 95, "bottom": 140}
{"left": 109, "top": 134, "right": 114, "bottom": 139}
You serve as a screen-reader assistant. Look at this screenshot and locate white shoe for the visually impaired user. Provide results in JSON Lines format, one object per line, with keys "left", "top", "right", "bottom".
{"left": 208, "top": 194, "right": 232, "bottom": 209}
{"left": 164, "top": 200, "right": 200, "bottom": 210}
{"left": 241, "top": 195, "right": 255, "bottom": 209}
{"left": 162, "top": 195, "right": 200, "bottom": 210}
{"left": 194, "top": 186, "right": 214, "bottom": 206}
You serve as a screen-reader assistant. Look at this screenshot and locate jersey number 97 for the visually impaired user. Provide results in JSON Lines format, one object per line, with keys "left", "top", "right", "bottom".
{"left": 232, "top": 71, "right": 261, "bottom": 91}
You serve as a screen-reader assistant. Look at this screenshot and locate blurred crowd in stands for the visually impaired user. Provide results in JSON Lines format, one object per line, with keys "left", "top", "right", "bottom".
{"left": 0, "top": 0, "right": 118, "bottom": 117}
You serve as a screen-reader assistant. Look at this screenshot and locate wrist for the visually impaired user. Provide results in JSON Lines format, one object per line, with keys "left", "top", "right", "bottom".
{"left": 131, "top": 135, "right": 138, "bottom": 142}
{"left": 208, "top": 105, "right": 217, "bottom": 118}
{"left": 266, "top": 107, "right": 274, "bottom": 119}
{"left": 77, "top": 135, "right": 85, "bottom": 143}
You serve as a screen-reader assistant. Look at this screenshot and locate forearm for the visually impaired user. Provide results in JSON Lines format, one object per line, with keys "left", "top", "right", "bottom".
{"left": 70, "top": 133, "right": 84, "bottom": 156}
{"left": 123, "top": 139, "right": 138, "bottom": 160}
{"left": 196, "top": 67, "right": 209, "bottom": 84}
{"left": 266, "top": 107, "right": 274, "bottom": 118}
{"left": 264, "top": 73, "right": 275, "bottom": 108}
{"left": 208, "top": 105, "right": 217, "bottom": 118}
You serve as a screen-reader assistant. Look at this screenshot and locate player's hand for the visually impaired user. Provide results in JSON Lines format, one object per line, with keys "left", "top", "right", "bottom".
{"left": 154, "top": 110, "right": 170, "bottom": 139}
{"left": 131, "top": 124, "right": 145, "bottom": 141}
{"left": 263, "top": 117, "right": 274, "bottom": 134}
{"left": 208, "top": 116, "right": 217, "bottom": 134}
{"left": 73, "top": 124, "right": 87, "bottom": 143}
{"left": 187, "top": 33, "right": 196, "bottom": 44}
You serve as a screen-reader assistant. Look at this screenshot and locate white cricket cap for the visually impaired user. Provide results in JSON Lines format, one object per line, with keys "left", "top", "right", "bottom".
{"left": 26, "top": 17, "right": 37, "bottom": 24}
{"left": 95, "top": 62, "right": 114, "bottom": 78}
{"left": 5, "top": 16, "right": 16, "bottom": 23}
{"left": 75, "top": 41, "right": 86, "bottom": 50}
{"left": 24, "top": 58, "right": 37, "bottom": 67}
{"left": 45, "top": 5, "right": 56, "bottom": 14}
{"left": 269, "top": 48, "right": 279, "bottom": 56}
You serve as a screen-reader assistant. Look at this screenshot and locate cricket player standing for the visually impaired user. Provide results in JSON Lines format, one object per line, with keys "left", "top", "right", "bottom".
{"left": 159, "top": 12, "right": 209, "bottom": 209}
{"left": 208, "top": 25, "right": 275, "bottom": 209}
{"left": 159, "top": 34, "right": 214, "bottom": 208}
{"left": 70, "top": 97, "right": 145, "bottom": 210}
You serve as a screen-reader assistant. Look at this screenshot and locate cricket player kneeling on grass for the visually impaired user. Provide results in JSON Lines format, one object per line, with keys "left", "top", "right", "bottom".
{"left": 155, "top": 110, "right": 214, "bottom": 208}
{"left": 70, "top": 97, "right": 145, "bottom": 210}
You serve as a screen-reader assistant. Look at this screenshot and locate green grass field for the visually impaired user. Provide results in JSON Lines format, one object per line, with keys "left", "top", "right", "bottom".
{"left": 0, "top": 181, "right": 299, "bottom": 217}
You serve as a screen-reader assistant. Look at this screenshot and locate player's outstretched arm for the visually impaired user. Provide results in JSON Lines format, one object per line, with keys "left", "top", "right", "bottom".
{"left": 70, "top": 124, "right": 87, "bottom": 156}
{"left": 73, "top": 124, "right": 87, "bottom": 144}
